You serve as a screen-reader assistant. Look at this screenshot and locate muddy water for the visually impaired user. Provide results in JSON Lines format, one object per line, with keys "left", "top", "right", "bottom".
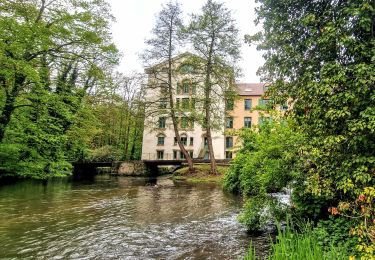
{"left": 0, "top": 175, "right": 271, "bottom": 259}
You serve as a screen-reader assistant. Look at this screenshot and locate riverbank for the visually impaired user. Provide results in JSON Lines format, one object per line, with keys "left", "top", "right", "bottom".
{"left": 172, "top": 164, "right": 229, "bottom": 184}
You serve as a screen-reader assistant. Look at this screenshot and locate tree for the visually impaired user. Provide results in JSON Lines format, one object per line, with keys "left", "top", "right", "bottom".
{"left": 143, "top": 1, "right": 195, "bottom": 172}
{"left": 0, "top": 0, "right": 119, "bottom": 178}
{"left": 248, "top": 0, "right": 375, "bottom": 255}
{"left": 186, "top": 0, "right": 241, "bottom": 174}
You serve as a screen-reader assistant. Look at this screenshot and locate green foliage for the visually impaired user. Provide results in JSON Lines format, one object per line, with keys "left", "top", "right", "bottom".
{"left": 269, "top": 223, "right": 349, "bottom": 260}
{"left": 248, "top": 0, "right": 375, "bottom": 255}
{"left": 88, "top": 145, "right": 123, "bottom": 162}
{"left": 312, "top": 216, "right": 357, "bottom": 255}
{"left": 224, "top": 119, "right": 304, "bottom": 196}
{"left": 0, "top": 0, "right": 148, "bottom": 179}
{"left": 244, "top": 221, "right": 349, "bottom": 260}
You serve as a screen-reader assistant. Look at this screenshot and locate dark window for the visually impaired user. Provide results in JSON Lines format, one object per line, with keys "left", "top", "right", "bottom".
{"left": 180, "top": 151, "right": 186, "bottom": 159}
{"left": 159, "top": 98, "right": 167, "bottom": 109}
{"left": 176, "top": 98, "right": 180, "bottom": 109}
{"left": 157, "top": 136, "right": 164, "bottom": 145}
{"left": 189, "top": 150, "right": 194, "bottom": 158}
{"left": 226, "top": 136, "right": 233, "bottom": 148}
{"left": 157, "top": 150, "right": 164, "bottom": 160}
{"left": 225, "top": 151, "right": 233, "bottom": 159}
{"left": 244, "top": 99, "right": 252, "bottom": 110}
{"left": 226, "top": 117, "right": 233, "bottom": 129}
{"left": 158, "top": 117, "right": 166, "bottom": 128}
{"left": 182, "top": 82, "right": 189, "bottom": 94}
{"left": 244, "top": 117, "right": 252, "bottom": 128}
{"left": 174, "top": 137, "right": 177, "bottom": 145}
{"left": 226, "top": 99, "right": 234, "bottom": 110}
{"left": 190, "top": 137, "right": 194, "bottom": 146}
{"left": 182, "top": 98, "right": 189, "bottom": 109}
{"left": 173, "top": 150, "right": 178, "bottom": 159}
{"left": 180, "top": 136, "right": 187, "bottom": 146}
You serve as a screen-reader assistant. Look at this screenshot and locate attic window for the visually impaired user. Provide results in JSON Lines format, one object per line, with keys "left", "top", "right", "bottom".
{"left": 245, "top": 89, "right": 253, "bottom": 92}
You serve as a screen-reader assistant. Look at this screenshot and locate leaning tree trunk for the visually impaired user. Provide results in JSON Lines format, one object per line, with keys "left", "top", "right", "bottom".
{"left": 204, "top": 42, "right": 217, "bottom": 174}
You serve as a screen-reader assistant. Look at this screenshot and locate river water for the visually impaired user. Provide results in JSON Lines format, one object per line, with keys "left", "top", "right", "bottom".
{"left": 0, "top": 175, "right": 271, "bottom": 259}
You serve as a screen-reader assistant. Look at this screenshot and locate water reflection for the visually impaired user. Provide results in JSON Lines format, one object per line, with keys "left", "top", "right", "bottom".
{"left": 0, "top": 175, "right": 270, "bottom": 259}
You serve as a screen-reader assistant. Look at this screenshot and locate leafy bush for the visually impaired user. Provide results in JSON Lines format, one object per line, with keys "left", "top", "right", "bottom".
{"left": 224, "top": 119, "right": 304, "bottom": 196}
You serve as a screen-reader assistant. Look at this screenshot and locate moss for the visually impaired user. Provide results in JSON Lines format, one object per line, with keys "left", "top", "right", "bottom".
{"left": 172, "top": 164, "right": 229, "bottom": 184}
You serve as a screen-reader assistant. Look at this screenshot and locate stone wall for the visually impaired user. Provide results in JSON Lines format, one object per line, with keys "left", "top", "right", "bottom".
{"left": 114, "top": 161, "right": 148, "bottom": 176}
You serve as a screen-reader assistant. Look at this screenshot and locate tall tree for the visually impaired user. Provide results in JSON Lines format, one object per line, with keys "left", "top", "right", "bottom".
{"left": 186, "top": 0, "right": 241, "bottom": 174}
{"left": 248, "top": 0, "right": 375, "bottom": 255}
{"left": 143, "top": 1, "right": 195, "bottom": 172}
{"left": 0, "top": 0, "right": 119, "bottom": 178}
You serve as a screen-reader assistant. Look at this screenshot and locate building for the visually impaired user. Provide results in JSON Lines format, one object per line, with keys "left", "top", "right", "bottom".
{"left": 141, "top": 53, "right": 226, "bottom": 160}
{"left": 141, "top": 54, "right": 272, "bottom": 161}
{"left": 224, "top": 83, "right": 269, "bottom": 159}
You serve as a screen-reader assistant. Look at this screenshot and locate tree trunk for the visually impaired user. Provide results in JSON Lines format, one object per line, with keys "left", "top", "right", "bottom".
{"left": 204, "top": 37, "right": 217, "bottom": 174}
{"left": 167, "top": 17, "right": 194, "bottom": 173}
{"left": 0, "top": 74, "right": 25, "bottom": 142}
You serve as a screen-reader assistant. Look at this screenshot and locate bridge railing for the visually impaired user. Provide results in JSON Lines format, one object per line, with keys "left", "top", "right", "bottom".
{"left": 142, "top": 153, "right": 177, "bottom": 160}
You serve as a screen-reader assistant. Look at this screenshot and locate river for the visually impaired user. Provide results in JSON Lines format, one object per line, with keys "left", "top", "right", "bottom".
{"left": 0, "top": 174, "right": 271, "bottom": 259}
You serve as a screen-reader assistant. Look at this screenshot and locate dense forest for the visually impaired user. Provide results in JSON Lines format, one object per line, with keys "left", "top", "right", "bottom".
{"left": 0, "top": 0, "right": 145, "bottom": 179}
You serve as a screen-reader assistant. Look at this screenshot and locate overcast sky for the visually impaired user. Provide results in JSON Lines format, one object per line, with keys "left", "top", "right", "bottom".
{"left": 106, "top": 0, "right": 264, "bottom": 83}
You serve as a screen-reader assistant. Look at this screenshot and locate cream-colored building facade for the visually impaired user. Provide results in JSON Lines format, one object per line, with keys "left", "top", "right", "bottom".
{"left": 141, "top": 54, "right": 276, "bottom": 161}
{"left": 141, "top": 53, "right": 225, "bottom": 160}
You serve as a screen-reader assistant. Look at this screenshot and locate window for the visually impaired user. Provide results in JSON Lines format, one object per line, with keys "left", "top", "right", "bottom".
{"left": 174, "top": 137, "right": 178, "bottom": 145}
{"left": 157, "top": 136, "right": 165, "bottom": 145}
{"left": 176, "top": 98, "right": 180, "bottom": 109}
{"left": 259, "top": 99, "right": 271, "bottom": 107}
{"left": 180, "top": 64, "right": 194, "bottom": 74}
{"left": 180, "top": 117, "right": 189, "bottom": 129}
{"left": 180, "top": 151, "right": 186, "bottom": 159}
{"left": 158, "top": 117, "right": 166, "bottom": 128}
{"left": 226, "top": 136, "right": 233, "bottom": 148}
{"left": 157, "top": 150, "right": 164, "bottom": 160}
{"left": 226, "top": 99, "right": 234, "bottom": 110}
{"left": 182, "top": 81, "right": 189, "bottom": 94}
{"left": 190, "top": 137, "right": 194, "bottom": 146}
{"left": 180, "top": 136, "right": 187, "bottom": 146}
{"left": 244, "top": 117, "right": 252, "bottom": 128}
{"left": 189, "top": 150, "right": 194, "bottom": 158}
{"left": 182, "top": 98, "right": 189, "bottom": 109}
{"left": 173, "top": 150, "right": 178, "bottom": 159}
{"left": 159, "top": 98, "right": 167, "bottom": 109}
{"left": 244, "top": 99, "right": 252, "bottom": 110}
{"left": 204, "top": 137, "right": 208, "bottom": 148}
{"left": 226, "top": 117, "right": 233, "bottom": 129}
{"left": 225, "top": 151, "right": 233, "bottom": 159}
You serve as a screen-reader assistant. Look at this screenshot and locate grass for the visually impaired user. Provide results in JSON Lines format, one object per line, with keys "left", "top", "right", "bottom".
{"left": 172, "top": 164, "right": 229, "bottom": 184}
{"left": 244, "top": 222, "right": 349, "bottom": 260}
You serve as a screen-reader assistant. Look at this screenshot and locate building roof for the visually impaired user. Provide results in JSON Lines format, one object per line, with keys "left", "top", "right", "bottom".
{"left": 236, "top": 83, "right": 268, "bottom": 96}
